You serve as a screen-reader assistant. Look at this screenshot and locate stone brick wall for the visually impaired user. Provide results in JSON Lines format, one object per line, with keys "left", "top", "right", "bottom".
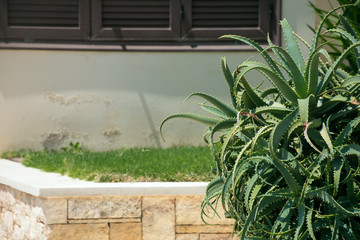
{"left": 0, "top": 184, "right": 238, "bottom": 240}
{"left": 0, "top": 186, "right": 50, "bottom": 240}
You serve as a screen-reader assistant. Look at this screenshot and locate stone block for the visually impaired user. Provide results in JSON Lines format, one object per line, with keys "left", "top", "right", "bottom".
{"left": 142, "top": 196, "right": 175, "bottom": 240}
{"left": 200, "top": 234, "right": 238, "bottom": 240}
{"left": 68, "top": 196, "right": 141, "bottom": 219}
{"left": 68, "top": 217, "right": 141, "bottom": 224}
{"left": 176, "top": 234, "right": 199, "bottom": 240}
{"left": 37, "top": 198, "right": 67, "bottom": 224}
{"left": 49, "top": 223, "right": 109, "bottom": 240}
{"left": 0, "top": 189, "right": 50, "bottom": 240}
{"left": 176, "top": 195, "right": 234, "bottom": 225}
{"left": 1, "top": 210, "right": 14, "bottom": 234}
{"left": 176, "top": 225, "right": 234, "bottom": 234}
{"left": 110, "top": 223, "right": 141, "bottom": 240}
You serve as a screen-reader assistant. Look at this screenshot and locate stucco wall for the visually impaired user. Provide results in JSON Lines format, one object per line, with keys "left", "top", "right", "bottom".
{"left": 0, "top": 1, "right": 316, "bottom": 152}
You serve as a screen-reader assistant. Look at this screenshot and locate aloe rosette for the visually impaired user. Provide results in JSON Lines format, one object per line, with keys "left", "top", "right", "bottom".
{"left": 161, "top": 6, "right": 360, "bottom": 239}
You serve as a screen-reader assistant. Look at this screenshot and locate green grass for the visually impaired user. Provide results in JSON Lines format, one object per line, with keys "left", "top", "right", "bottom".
{"left": 2, "top": 146, "right": 215, "bottom": 182}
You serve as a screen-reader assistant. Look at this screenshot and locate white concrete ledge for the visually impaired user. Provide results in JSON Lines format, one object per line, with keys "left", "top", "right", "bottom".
{"left": 0, "top": 159, "right": 208, "bottom": 197}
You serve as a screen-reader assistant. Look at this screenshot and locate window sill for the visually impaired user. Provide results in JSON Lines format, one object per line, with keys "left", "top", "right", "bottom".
{"left": 0, "top": 42, "right": 270, "bottom": 52}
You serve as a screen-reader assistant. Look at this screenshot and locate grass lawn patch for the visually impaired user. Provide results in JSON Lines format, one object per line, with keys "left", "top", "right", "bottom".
{"left": 2, "top": 146, "right": 215, "bottom": 182}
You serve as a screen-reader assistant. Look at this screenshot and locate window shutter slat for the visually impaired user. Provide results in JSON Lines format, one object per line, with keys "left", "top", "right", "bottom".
{"left": 102, "top": 7, "right": 169, "bottom": 13}
{"left": 102, "top": 19, "right": 169, "bottom": 28}
{"left": 8, "top": 0, "right": 79, "bottom": 27}
{"left": 192, "top": 0, "right": 258, "bottom": 7}
{"left": 192, "top": 20, "right": 258, "bottom": 28}
{"left": 92, "top": 0, "right": 181, "bottom": 40}
{"left": 10, "top": 0, "right": 78, "bottom": 5}
{"left": 101, "top": 0, "right": 170, "bottom": 28}
{"left": 191, "top": 0, "right": 259, "bottom": 28}
{"left": 102, "top": 0, "right": 169, "bottom": 7}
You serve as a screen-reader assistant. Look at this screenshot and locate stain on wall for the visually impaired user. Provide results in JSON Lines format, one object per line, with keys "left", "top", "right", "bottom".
{"left": 103, "top": 128, "right": 121, "bottom": 138}
{"left": 43, "top": 92, "right": 111, "bottom": 106}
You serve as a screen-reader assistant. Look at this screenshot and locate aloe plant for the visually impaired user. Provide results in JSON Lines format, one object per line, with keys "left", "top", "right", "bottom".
{"left": 309, "top": 0, "right": 360, "bottom": 74}
{"left": 161, "top": 6, "right": 360, "bottom": 239}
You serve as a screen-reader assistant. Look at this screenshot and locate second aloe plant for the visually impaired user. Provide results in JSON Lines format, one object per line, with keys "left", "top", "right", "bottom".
{"left": 161, "top": 3, "right": 360, "bottom": 239}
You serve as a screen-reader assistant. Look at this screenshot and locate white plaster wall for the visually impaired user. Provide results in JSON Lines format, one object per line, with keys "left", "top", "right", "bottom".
{"left": 0, "top": 1, "right": 315, "bottom": 152}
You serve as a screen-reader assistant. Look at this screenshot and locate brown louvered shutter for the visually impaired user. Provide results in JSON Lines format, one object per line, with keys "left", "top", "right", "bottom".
{"left": 0, "top": 0, "right": 281, "bottom": 47}
{"left": 182, "top": 0, "right": 280, "bottom": 44}
{"left": 0, "top": 0, "right": 90, "bottom": 41}
{"left": 91, "top": 0, "right": 181, "bottom": 40}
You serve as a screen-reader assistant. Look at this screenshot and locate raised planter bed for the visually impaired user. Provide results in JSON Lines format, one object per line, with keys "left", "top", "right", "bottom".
{"left": 0, "top": 159, "right": 236, "bottom": 240}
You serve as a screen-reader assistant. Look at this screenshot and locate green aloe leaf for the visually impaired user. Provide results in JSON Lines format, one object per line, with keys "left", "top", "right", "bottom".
{"left": 331, "top": 214, "right": 339, "bottom": 240}
{"left": 294, "top": 203, "right": 306, "bottom": 240}
{"left": 272, "top": 199, "right": 295, "bottom": 236}
{"left": 324, "top": 27, "right": 359, "bottom": 46}
{"left": 314, "top": 95, "right": 352, "bottom": 117}
{"left": 257, "top": 197, "right": 288, "bottom": 221}
{"left": 326, "top": 25, "right": 360, "bottom": 72}
{"left": 342, "top": 75, "right": 360, "bottom": 88}
{"left": 339, "top": 15, "right": 360, "bottom": 70}
{"left": 299, "top": 219, "right": 331, "bottom": 240}
{"left": 281, "top": 19, "right": 305, "bottom": 73}
{"left": 252, "top": 156, "right": 301, "bottom": 193}
{"left": 298, "top": 97, "right": 311, "bottom": 124}
{"left": 319, "top": 41, "right": 360, "bottom": 94}
{"left": 219, "top": 124, "right": 240, "bottom": 166}
{"left": 250, "top": 125, "right": 272, "bottom": 153}
{"left": 339, "top": 14, "right": 359, "bottom": 40}
{"left": 244, "top": 170, "right": 265, "bottom": 210}
{"left": 270, "top": 46, "right": 307, "bottom": 98}
{"left": 336, "top": 69, "right": 351, "bottom": 80}
{"left": 236, "top": 62, "right": 299, "bottom": 106}
{"left": 199, "top": 103, "right": 228, "bottom": 119}
{"left": 306, "top": 201, "right": 316, "bottom": 240}
{"left": 260, "top": 188, "right": 293, "bottom": 198}
{"left": 329, "top": 107, "right": 359, "bottom": 123}
{"left": 334, "top": 116, "right": 360, "bottom": 146}
{"left": 186, "top": 92, "right": 238, "bottom": 117}
{"left": 307, "top": 187, "right": 360, "bottom": 216}
{"left": 320, "top": 123, "right": 334, "bottom": 157}
{"left": 254, "top": 106, "right": 291, "bottom": 118}
{"left": 201, "top": 176, "right": 223, "bottom": 222}
{"left": 304, "top": 121, "right": 326, "bottom": 156}
{"left": 210, "top": 118, "right": 237, "bottom": 145}
{"left": 311, "top": 3, "right": 355, "bottom": 53}
{"left": 340, "top": 144, "right": 360, "bottom": 156}
{"left": 267, "top": 35, "right": 291, "bottom": 72}
{"left": 248, "top": 184, "right": 262, "bottom": 211}
{"left": 306, "top": 50, "right": 322, "bottom": 96}
{"left": 239, "top": 196, "right": 283, "bottom": 240}
{"left": 220, "top": 35, "right": 284, "bottom": 79}
{"left": 270, "top": 109, "right": 299, "bottom": 159}
{"left": 333, "top": 157, "right": 344, "bottom": 196}
{"left": 221, "top": 57, "right": 238, "bottom": 108}
{"left": 221, "top": 172, "right": 233, "bottom": 213}
{"left": 160, "top": 113, "right": 219, "bottom": 140}
{"left": 338, "top": 221, "right": 357, "bottom": 240}
{"left": 241, "top": 91, "right": 257, "bottom": 109}
{"left": 260, "top": 87, "right": 279, "bottom": 98}
{"left": 237, "top": 75, "right": 267, "bottom": 107}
